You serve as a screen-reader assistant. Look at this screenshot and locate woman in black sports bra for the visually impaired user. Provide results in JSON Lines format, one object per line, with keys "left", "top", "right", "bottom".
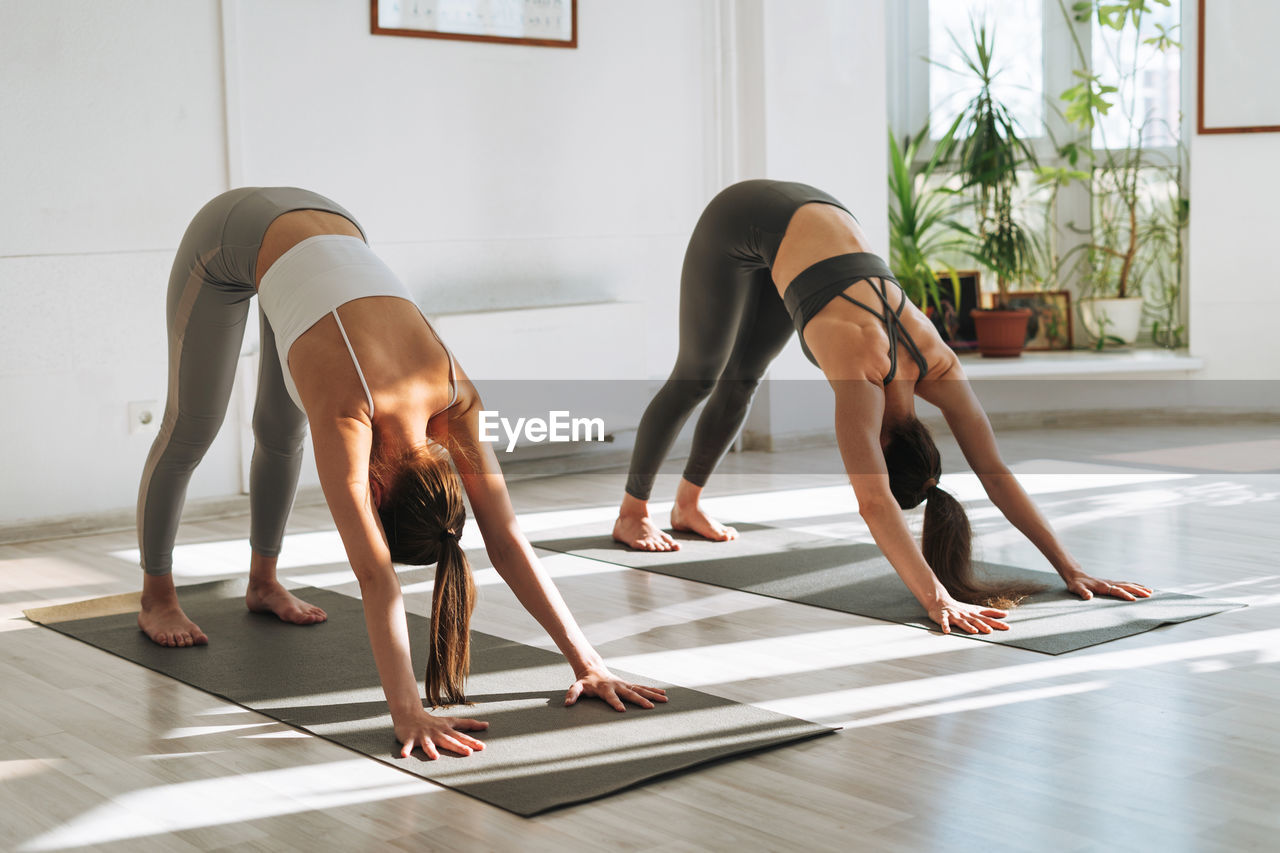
{"left": 614, "top": 179, "right": 1150, "bottom": 635}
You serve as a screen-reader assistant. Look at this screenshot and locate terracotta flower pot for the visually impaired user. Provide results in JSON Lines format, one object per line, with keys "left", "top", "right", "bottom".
{"left": 972, "top": 308, "right": 1032, "bottom": 358}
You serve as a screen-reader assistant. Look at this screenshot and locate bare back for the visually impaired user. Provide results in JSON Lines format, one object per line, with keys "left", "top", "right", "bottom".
{"left": 774, "top": 203, "right": 958, "bottom": 386}
{"left": 256, "top": 211, "right": 456, "bottom": 423}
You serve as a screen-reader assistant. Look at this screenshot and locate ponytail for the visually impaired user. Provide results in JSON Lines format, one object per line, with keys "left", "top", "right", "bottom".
{"left": 426, "top": 531, "right": 475, "bottom": 707}
{"left": 372, "top": 443, "right": 474, "bottom": 707}
{"left": 886, "top": 418, "right": 1044, "bottom": 610}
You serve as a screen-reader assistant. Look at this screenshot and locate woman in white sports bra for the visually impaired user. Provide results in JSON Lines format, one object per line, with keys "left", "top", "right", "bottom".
{"left": 136, "top": 187, "right": 666, "bottom": 760}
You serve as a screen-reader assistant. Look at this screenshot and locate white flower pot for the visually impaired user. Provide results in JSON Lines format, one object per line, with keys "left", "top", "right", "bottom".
{"left": 1080, "top": 296, "right": 1144, "bottom": 346}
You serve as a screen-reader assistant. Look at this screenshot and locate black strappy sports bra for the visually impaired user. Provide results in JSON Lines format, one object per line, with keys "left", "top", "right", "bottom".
{"left": 781, "top": 252, "right": 929, "bottom": 383}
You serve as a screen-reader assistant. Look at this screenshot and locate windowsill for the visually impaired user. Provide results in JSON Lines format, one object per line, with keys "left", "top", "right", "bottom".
{"left": 956, "top": 348, "right": 1204, "bottom": 379}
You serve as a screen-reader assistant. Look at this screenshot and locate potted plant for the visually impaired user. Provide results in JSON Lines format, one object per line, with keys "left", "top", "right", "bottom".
{"left": 887, "top": 117, "right": 969, "bottom": 314}
{"left": 1054, "top": 0, "right": 1185, "bottom": 347}
{"left": 944, "top": 22, "right": 1039, "bottom": 357}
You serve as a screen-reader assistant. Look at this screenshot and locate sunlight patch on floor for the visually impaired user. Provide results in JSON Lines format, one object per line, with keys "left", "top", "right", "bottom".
{"left": 163, "top": 722, "right": 278, "bottom": 740}
{"left": 0, "top": 758, "right": 61, "bottom": 782}
{"left": 16, "top": 760, "right": 436, "bottom": 852}
{"left": 571, "top": 590, "right": 779, "bottom": 646}
{"left": 103, "top": 461, "right": 1197, "bottom": 581}
{"left": 603, "top": 624, "right": 966, "bottom": 687}
{"left": 840, "top": 680, "right": 1109, "bottom": 729}
{"left": 752, "top": 628, "right": 1280, "bottom": 726}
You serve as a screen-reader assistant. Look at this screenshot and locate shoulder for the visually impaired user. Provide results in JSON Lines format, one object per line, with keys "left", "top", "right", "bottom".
{"left": 925, "top": 346, "right": 964, "bottom": 382}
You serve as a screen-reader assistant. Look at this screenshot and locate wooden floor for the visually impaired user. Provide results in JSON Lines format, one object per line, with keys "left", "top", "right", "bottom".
{"left": 2, "top": 422, "right": 1278, "bottom": 852}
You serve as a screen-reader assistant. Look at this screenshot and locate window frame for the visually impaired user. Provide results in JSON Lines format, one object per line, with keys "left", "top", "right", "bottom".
{"left": 887, "top": 0, "right": 1190, "bottom": 343}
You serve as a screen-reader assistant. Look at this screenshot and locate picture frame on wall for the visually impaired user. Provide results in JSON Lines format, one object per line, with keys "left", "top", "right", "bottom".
{"left": 1197, "top": 0, "right": 1280, "bottom": 134}
{"left": 981, "top": 290, "right": 1073, "bottom": 350}
{"left": 931, "top": 270, "right": 981, "bottom": 352}
{"left": 371, "top": 0, "right": 577, "bottom": 49}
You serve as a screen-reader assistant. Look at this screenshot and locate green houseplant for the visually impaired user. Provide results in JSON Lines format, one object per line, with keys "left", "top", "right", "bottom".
{"left": 1055, "top": 0, "right": 1186, "bottom": 347}
{"left": 945, "top": 22, "right": 1040, "bottom": 356}
{"left": 887, "top": 117, "right": 969, "bottom": 314}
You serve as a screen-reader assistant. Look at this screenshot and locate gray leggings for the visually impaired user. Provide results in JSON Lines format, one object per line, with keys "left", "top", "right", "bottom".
{"left": 136, "top": 187, "right": 363, "bottom": 575}
{"left": 624, "top": 180, "right": 850, "bottom": 500}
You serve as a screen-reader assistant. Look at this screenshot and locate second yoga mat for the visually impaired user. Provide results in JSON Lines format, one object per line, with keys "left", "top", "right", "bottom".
{"left": 26, "top": 580, "right": 833, "bottom": 816}
{"left": 532, "top": 523, "right": 1241, "bottom": 655}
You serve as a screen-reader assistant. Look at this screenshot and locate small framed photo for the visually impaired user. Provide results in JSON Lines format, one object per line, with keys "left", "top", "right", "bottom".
{"left": 982, "top": 290, "right": 1073, "bottom": 350}
{"left": 930, "top": 270, "right": 981, "bottom": 352}
{"left": 371, "top": 0, "right": 577, "bottom": 49}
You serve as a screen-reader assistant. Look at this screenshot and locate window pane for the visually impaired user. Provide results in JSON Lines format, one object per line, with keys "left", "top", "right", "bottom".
{"left": 929, "top": 0, "right": 1043, "bottom": 138}
{"left": 1092, "top": 1, "right": 1181, "bottom": 148}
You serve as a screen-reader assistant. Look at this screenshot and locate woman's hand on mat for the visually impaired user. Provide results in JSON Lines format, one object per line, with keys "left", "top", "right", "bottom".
{"left": 394, "top": 710, "right": 489, "bottom": 760}
{"left": 564, "top": 667, "right": 669, "bottom": 712}
{"left": 929, "top": 598, "right": 1010, "bottom": 635}
{"left": 1063, "top": 572, "right": 1153, "bottom": 602}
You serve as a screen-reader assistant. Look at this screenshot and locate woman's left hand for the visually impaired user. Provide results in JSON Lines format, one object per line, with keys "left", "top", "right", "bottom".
{"left": 1064, "top": 571, "right": 1153, "bottom": 601}
{"left": 564, "top": 667, "right": 669, "bottom": 712}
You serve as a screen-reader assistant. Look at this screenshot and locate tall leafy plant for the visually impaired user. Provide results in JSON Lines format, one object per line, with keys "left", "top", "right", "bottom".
{"left": 887, "top": 117, "right": 969, "bottom": 311}
{"left": 944, "top": 22, "right": 1039, "bottom": 306}
{"left": 1055, "top": 0, "right": 1185, "bottom": 313}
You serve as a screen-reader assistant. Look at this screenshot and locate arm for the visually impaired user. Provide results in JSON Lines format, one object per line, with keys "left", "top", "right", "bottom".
{"left": 831, "top": 379, "right": 947, "bottom": 604}
{"left": 806, "top": 322, "right": 1010, "bottom": 633}
{"left": 438, "top": 388, "right": 667, "bottom": 710}
{"left": 917, "top": 364, "right": 1151, "bottom": 600}
{"left": 309, "top": 414, "right": 488, "bottom": 757}
{"left": 828, "top": 377, "right": 1007, "bottom": 632}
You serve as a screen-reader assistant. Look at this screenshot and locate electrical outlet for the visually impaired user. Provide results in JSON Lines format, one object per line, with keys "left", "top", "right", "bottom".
{"left": 129, "top": 400, "right": 160, "bottom": 435}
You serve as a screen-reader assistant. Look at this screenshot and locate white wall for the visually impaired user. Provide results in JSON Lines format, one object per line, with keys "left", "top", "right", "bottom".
{"left": 1187, "top": 132, "right": 1280, "bottom": 379}
{"left": 744, "top": 0, "right": 891, "bottom": 440}
{"left": 0, "top": 1, "right": 235, "bottom": 523}
{"left": 1184, "top": 3, "right": 1280, "bottom": 381}
{"left": 0, "top": 0, "right": 894, "bottom": 528}
{"left": 230, "top": 0, "right": 713, "bottom": 326}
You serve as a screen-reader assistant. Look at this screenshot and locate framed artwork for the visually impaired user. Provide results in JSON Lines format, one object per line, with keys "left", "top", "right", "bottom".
{"left": 930, "top": 270, "right": 981, "bottom": 352}
{"left": 1197, "top": 0, "right": 1280, "bottom": 134}
{"left": 982, "top": 290, "right": 1073, "bottom": 350}
{"left": 371, "top": 0, "right": 577, "bottom": 49}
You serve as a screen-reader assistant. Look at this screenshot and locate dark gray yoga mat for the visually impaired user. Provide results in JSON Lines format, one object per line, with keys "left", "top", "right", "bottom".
{"left": 532, "top": 523, "right": 1242, "bottom": 655}
{"left": 27, "top": 580, "right": 833, "bottom": 816}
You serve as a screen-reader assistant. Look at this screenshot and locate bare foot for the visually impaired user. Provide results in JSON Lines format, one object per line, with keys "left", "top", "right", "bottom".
{"left": 613, "top": 514, "right": 680, "bottom": 552}
{"left": 138, "top": 600, "right": 209, "bottom": 648}
{"left": 246, "top": 581, "right": 328, "bottom": 625}
{"left": 671, "top": 503, "right": 738, "bottom": 542}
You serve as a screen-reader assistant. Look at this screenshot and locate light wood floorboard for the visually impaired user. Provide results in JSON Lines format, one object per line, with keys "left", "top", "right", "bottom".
{"left": 1, "top": 423, "right": 1277, "bottom": 851}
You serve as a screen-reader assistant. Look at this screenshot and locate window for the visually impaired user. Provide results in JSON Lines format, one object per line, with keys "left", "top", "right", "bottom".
{"left": 1092, "top": 2, "right": 1181, "bottom": 148}
{"left": 888, "top": 0, "right": 1187, "bottom": 345}
{"left": 892, "top": 0, "right": 1183, "bottom": 151}
{"left": 928, "top": 0, "right": 1044, "bottom": 139}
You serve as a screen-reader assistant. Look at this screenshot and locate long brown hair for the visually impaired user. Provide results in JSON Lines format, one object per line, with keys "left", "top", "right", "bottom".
{"left": 371, "top": 444, "right": 474, "bottom": 707}
{"left": 884, "top": 416, "right": 1043, "bottom": 609}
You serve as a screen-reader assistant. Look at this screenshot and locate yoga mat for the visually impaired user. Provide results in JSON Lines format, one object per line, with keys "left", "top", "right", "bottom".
{"left": 532, "top": 523, "right": 1243, "bottom": 655}
{"left": 25, "top": 580, "right": 833, "bottom": 816}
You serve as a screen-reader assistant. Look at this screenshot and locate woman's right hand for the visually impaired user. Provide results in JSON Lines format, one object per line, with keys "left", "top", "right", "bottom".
{"left": 394, "top": 708, "right": 489, "bottom": 759}
{"left": 928, "top": 597, "right": 1010, "bottom": 635}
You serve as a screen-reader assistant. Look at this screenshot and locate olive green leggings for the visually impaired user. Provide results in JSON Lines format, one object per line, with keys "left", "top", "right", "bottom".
{"left": 136, "top": 187, "right": 362, "bottom": 574}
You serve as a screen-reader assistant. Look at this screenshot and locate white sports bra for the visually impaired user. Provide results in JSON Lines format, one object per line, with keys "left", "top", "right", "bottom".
{"left": 256, "top": 234, "right": 458, "bottom": 417}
